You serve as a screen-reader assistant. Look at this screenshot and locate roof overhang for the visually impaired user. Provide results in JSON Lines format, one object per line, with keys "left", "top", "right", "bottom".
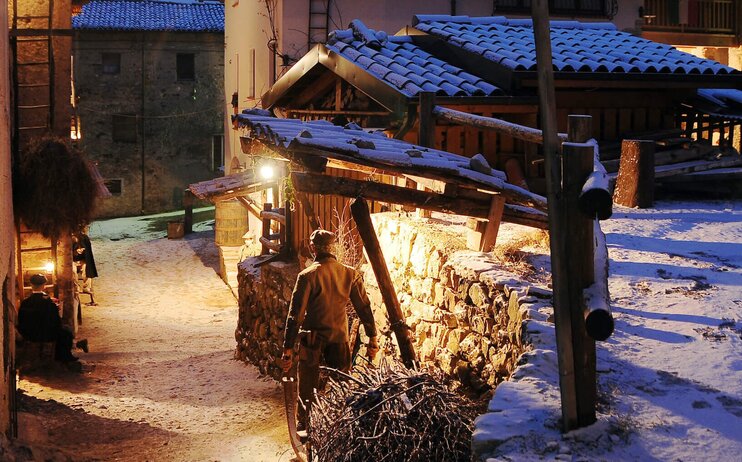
{"left": 262, "top": 44, "right": 410, "bottom": 119}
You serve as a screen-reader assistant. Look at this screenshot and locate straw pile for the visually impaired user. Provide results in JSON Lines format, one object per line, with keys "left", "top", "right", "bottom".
{"left": 309, "top": 363, "right": 480, "bottom": 462}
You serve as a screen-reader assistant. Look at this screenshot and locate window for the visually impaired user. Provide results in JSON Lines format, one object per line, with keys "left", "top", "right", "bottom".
{"left": 102, "top": 53, "right": 121, "bottom": 75}
{"left": 104, "top": 179, "right": 123, "bottom": 196}
{"left": 212, "top": 135, "right": 224, "bottom": 172}
{"left": 177, "top": 53, "right": 195, "bottom": 81}
{"left": 112, "top": 114, "right": 137, "bottom": 142}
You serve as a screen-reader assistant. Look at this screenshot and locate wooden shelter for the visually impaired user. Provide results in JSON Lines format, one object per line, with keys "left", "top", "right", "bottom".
{"left": 259, "top": 16, "right": 742, "bottom": 194}
{"left": 232, "top": 111, "right": 549, "bottom": 261}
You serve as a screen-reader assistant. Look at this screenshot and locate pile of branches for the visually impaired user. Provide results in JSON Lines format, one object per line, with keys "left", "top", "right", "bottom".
{"left": 310, "top": 363, "right": 480, "bottom": 461}
{"left": 13, "top": 136, "right": 98, "bottom": 238}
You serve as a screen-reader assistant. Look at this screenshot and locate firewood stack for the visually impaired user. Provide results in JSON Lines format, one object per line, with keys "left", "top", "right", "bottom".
{"left": 309, "top": 363, "right": 481, "bottom": 462}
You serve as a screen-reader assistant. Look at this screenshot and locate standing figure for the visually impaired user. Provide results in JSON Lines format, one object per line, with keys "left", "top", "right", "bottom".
{"left": 72, "top": 231, "right": 98, "bottom": 304}
{"left": 281, "top": 230, "right": 379, "bottom": 429}
{"left": 18, "top": 274, "right": 80, "bottom": 362}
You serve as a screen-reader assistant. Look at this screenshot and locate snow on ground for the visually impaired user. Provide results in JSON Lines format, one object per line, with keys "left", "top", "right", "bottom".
{"left": 13, "top": 200, "right": 742, "bottom": 461}
{"left": 482, "top": 199, "right": 742, "bottom": 461}
{"left": 16, "top": 208, "right": 292, "bottom": 461}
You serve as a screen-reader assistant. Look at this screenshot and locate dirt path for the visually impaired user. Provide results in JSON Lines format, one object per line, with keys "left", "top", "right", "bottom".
{"left": 16, "top": 216, "right": 291, "bottom": 461}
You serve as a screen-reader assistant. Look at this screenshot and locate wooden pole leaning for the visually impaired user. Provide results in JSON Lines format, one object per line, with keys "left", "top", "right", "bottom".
{"left": 261, "top": 202, "right": 272, "bottom": 255}
{"left": 350, "top": 198, "right": 418, "bottom": 369}
{"left": 532, "top": 0, "right": 578, "bottom": 431}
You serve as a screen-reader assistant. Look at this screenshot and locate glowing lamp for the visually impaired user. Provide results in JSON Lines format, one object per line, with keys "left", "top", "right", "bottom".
{"left": 260, "top": 164, "right": 275, "bottom": 180}
{"left": 43, "top": 261, "right": 54, "bottom": 273}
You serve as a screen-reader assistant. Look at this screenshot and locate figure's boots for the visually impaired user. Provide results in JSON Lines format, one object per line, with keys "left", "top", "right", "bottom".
{"left": 76, "top": 339, "right": 89, "bottom": 353}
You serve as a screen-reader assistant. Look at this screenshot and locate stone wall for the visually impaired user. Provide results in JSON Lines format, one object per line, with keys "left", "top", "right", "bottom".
{"left": 235, "top": 213, "right": 551, "bottom": 391}
{"left": 74, "top": 31, "right": 224, "bottom": 217}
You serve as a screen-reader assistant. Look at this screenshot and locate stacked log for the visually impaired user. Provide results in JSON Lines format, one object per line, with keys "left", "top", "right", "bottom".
{"left": 235, "top": 258, "right": 298, "bottom": 379}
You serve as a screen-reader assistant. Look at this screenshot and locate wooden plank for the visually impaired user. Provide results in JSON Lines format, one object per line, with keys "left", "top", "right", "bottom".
{"left": 653, "top": 156, "right": 742, "bottom": 178}
{"left": 479, "top": 195, "right": 505, "bottom": 252}
{"left": 350, "top": 198, "right": 417, "bottom": 369}
{"left": 433, "top": 105, "right": 567, "bottom": 145}
{"left": 603, "top": 108, "right": 618, "bottom": 140}
{"left": 633, "top": 108, "right": 647, "bottom": 132}
{"left": 618, "top": 108, "right": 632, "bottom": 137}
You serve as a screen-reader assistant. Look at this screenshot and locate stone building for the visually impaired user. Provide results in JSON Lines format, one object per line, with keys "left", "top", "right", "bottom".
{"left": 73, "top": 0, "right": 225, "bottom": 217}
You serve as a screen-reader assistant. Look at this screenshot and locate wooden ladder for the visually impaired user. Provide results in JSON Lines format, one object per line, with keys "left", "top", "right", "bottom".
{"left": 308, "top": 0, "right": 331, "bottom": 50}
{"left": 10, "top": 0, "right": 56, "bottom": 152}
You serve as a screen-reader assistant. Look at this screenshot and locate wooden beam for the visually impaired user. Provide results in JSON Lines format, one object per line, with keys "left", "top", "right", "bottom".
{"left": 291, "top": 172, "right": 492, "bottom": 218}
{"left": 350, "top": 198, "right": 417, "bottom": 368}
{"left": 562, "top": 139, "right": 598, "bottom": 428}
{"left": 260, "top": 209, "right": 286, "bottom": 224}
{"left": 433, "top": 105, "right": 568, "bottom": 145}
{"left": 235, "top": 196, "right": 263, "bottom": 220}
{"left": 282, "top": 144, "right": 547, "bottom": 211}
{"left": 294, "top": 192, "right": 320, "bottom": 231}
{"left": 259, "top": 236, "right": 282, "bottom": 252}
{"left": 480, "top": 195, "right": 506, "bottom": 252}
{"left": 583, "top": 221, "right": 614, "bottom": 341}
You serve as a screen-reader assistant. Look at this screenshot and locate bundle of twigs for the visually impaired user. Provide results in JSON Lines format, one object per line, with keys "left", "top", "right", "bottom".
{"left": 309, "top": 362, "right": 479, "bottom": 462}
{"left": 13, "top": 136, "right": 97, "bottom": 238}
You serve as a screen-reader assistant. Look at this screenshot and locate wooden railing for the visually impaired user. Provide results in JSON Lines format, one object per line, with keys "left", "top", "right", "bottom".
{"left": 643, "top": 0, "right": 738, "bottom": 35}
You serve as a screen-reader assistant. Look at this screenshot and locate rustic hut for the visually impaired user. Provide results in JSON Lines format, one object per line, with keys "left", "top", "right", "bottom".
{"left": 259, "top": 16, "right": 742, "bottom": 193}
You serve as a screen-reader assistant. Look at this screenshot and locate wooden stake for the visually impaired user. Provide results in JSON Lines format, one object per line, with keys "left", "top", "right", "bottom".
{"left": 563, "top": 140, "right": 598, "bottom": 428}
{"left": 614, "top": 140, "right": 655, "bottom": 208}
{"left": 480, "top": 194, "right": 506, "bottom": 252}
{"left": 350, "top": 198, "right": 417, "bottom": 369}
{"left": 183, "top": 189, "right": 194, "bottom": 234}
{"left": 532, "top": 0, "right": 579, "bottom": 431}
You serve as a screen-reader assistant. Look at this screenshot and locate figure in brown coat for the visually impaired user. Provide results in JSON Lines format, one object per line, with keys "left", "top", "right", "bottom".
{"left": 281, "top": 229, "right": 379, "bottom": 428}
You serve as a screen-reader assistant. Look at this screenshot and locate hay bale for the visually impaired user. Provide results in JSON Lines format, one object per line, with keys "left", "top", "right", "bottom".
{"left": 13, "top": 136, "right": 97, "bottom": 238}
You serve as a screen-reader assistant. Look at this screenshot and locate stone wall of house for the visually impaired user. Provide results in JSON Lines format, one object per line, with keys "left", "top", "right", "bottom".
{"left": 74, "top": 31, "right": 224, "bottom": 217}
{"left": 235, "top": 213, "right": 550, "bottom": 392}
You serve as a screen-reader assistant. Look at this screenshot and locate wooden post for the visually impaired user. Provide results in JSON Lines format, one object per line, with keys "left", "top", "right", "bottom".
{"left": 417, "top": 92, "right": 435, "bottom": 218}
{"left": 183, "top": 189, "right": 194, "bottom": 234}
{"left": 568, "top": 115, "right": 592, "bottom": 143}
{"left": 563, "top": 140, "right": 598, "bottom": 428}
{"left": 614, "top": 140, "right": 655, "bottom": 208}
{"left": 261, "top": 202, "right": 272, "bottom": 255}
{"left": 532, "top": 0, "right": 579, "bottom": 431}
{"left": 350, "top": 198, "right": 417, "bottom": 369}
{"left": 418, "top": 92, "right": 435, "bottom": 148}
{"left": 467, "top": 195, "right": 506, "bottom": 252}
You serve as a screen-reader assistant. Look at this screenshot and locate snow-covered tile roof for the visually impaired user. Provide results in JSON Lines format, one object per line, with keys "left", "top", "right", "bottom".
{"left": 326, "top": 20, "right": 502, "bottom": 97}
{"left": 694, "top": 89, "right": 742, "bottom": 120}
{"left": 235, "top": 110, "right": 547, "bottom": 210}
{"left": 413, "top": 15, "right": 739, "bottom": 75}
{"left": 72, "top": 0, "right": 224, "bottom": 33}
